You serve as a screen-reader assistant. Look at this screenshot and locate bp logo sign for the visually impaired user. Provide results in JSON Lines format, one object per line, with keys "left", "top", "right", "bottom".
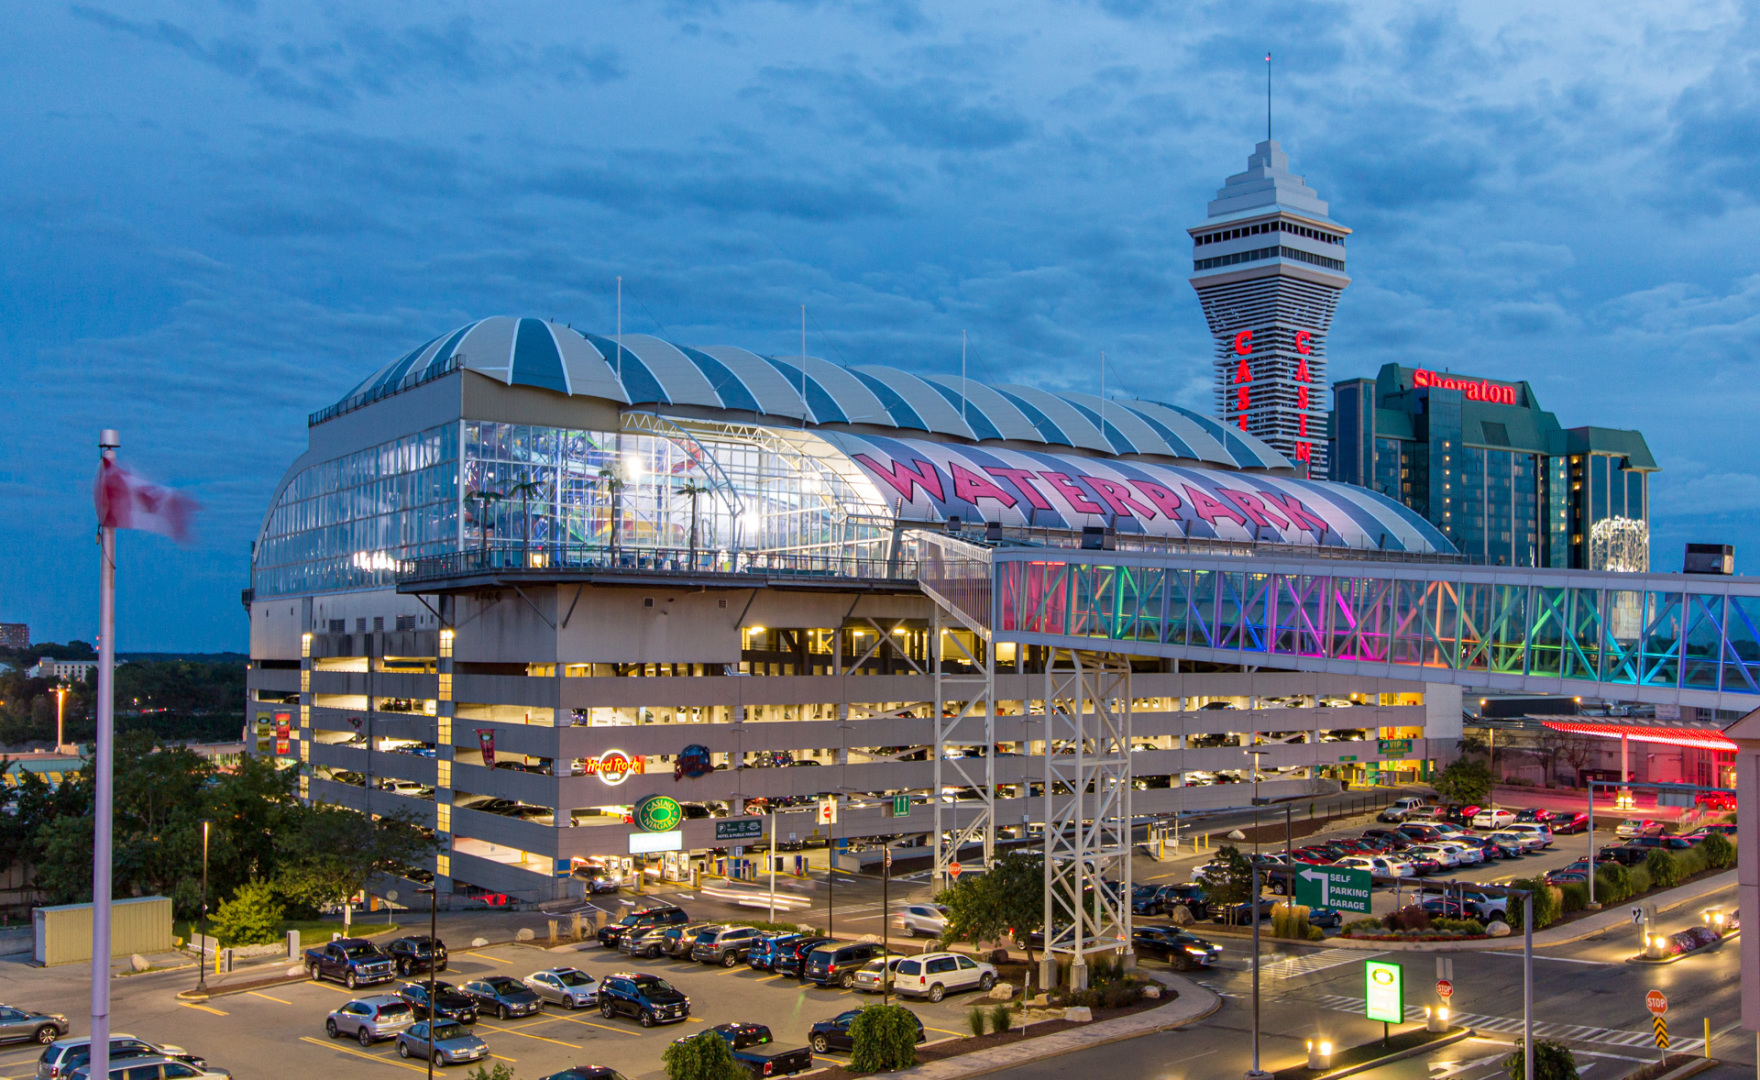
{"left": 634, "top": 795, "right": 683, "bottom": 833}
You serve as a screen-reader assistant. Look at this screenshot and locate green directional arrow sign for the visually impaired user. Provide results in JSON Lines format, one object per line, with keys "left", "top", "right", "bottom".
{"left": 1293, "top": 865, "right": 1373, "bottom": 914}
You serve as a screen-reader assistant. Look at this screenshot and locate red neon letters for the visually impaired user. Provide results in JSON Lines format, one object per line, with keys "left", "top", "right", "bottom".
{"left": 1412, "top": 368, "right": 1517, "bottom": 405}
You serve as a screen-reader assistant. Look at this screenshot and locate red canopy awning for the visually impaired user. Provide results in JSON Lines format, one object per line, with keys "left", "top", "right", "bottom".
{"left": 1540, "top": 720, "right": 1736, "bottom": 752}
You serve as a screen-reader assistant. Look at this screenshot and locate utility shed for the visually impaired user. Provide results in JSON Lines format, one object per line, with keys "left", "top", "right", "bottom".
{"left": 33, "top": 896, "right": 173, "bottom": 966}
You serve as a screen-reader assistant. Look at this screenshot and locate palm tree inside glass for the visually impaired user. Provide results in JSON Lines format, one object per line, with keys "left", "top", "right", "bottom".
{"left": 504, "top": 477, "right": 544, "bottom": 567}
{"left": 597, "top": 466, "right": 626, "bottom": 559}
{"left": 678, "top": 477, "right": 708, "bottom": 569}
{"left": 463, "top": 489, "right": 503, "bottom": 567}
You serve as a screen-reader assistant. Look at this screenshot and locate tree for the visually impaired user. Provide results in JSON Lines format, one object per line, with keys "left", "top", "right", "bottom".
{"left": 936, "top": 851, "right": 1044, "bottom": 960}
{"left": 598, "top": 467, "right": 627, "bottom": 554}
{"left": 464, "top": 1065, "right": 516, "bottom": 1080}
{"left": 1503, "top": 1039, "right": 1578, "bottom": 1080}
{"left": 661, "top": 1030, "right": 745, "bottom": 1080}
{"left": 1199, "top": 845, "right": 1256, "bottom": 924}
{"left": 1700, "top": 832, "right": 1735, "bottom": 869}
{"left": 1433, "top": 758, "right": 1492, "bottom": 806}
{"left": 275, "top": 804, "right": 436, "bottom": 915}
{"left": 209, "top": 879, "right": 285, "bottom": 947}
{"left": 850, "top": 1004, "right": 920, "bottom": 1072}
{"left": 679, "top": 478, "right": 709, "bottom": 564}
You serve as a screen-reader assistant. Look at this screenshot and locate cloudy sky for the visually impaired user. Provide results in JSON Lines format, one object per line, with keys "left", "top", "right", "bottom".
{"left": 5, "top": 0, "right": 1759, "bottom": 650}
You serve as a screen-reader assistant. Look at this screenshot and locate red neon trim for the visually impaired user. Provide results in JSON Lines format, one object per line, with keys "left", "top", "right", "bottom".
{"left": 1539, "top": 720, "right": 1736, "bottom": 752}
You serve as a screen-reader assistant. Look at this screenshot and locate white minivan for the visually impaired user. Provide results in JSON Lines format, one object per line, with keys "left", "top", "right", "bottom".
{"left": 1502, "top": 822, "right": 1553, "bottom": 849}
{"left": 892, "top": 952, "right": 997, "bottom": 1002}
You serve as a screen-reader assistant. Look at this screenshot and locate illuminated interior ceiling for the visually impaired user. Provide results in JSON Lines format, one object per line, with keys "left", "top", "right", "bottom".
{"left": 1540, "top": 720, "right": 1736, "bottom": 752}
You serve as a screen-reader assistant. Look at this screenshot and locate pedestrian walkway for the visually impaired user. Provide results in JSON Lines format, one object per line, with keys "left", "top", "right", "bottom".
{"left": 1304, "top": 992, "right": 1703, "bottom": 1053}
{"left": 867, "top": 972, "right": 1221, "bottom": 1080}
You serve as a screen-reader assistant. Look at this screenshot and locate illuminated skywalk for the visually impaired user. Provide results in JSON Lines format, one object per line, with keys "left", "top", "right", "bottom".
{"left": 913, "top": 533, "right": 1760, "bottom": 712}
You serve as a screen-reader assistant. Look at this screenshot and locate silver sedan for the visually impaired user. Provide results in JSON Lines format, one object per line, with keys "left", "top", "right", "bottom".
{"left": 523, "top": 968, "right": 599, "bottom": 1009}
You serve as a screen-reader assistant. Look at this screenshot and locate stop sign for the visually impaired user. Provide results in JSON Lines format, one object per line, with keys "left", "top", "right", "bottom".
{"left": 948, "top": 861, "right": 963, "bottom": 879}
{"left": 1436, "top": 979, "right": 1454, "bottom": 999}
{"left": 1646, "top": 990, "right": 1668, "bottom": 1016}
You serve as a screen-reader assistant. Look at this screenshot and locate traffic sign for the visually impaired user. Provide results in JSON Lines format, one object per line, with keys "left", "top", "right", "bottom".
{"left": 889, "top": 795, "right": 911, "bottom": 818}
{"left": 1365, "top": 960, "right": 1404, "bottom": 1023}
{"left": 1294, "top": 865, "right": 1373, "bottom": 914}
{"left": 883, "top": 850, "right": 893, "bottom": 869}
{"left": 817, "top": 796, "right": 838, "bottom": 825}
{"left": 1646, "top": 990, "right": 1668, "bottom": 1016}
{"left": 948, "top": 861, "right": 963, "bottom": 880}
{"left": 1631, "top": 906, "right": 1645, "bottom": 926}
{"left": 1653, "top": 1016, "right": 1669, "bottom": 1049}
{"left": 1435, "top": 979, "right": 1453, "bottom": 999}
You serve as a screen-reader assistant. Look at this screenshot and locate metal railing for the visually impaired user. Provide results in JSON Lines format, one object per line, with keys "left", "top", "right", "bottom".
{"left": 400, "top": 544, "right": 918, "bottom": 585}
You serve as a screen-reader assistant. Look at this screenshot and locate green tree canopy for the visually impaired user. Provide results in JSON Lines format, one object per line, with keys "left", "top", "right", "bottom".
{"left": 661, "top": 1030, "right": 746, "bottom": 1080}
{"left": 1432, "top": 758, "right": 1493, "bottom": 806}
{"left": 275, "top": 803, "right": 436, "bottom": 913}
{"left": 1198, "top": 845, "right": 1255, "bottom": 922}
{"left": 935, "top": 851, "right": 1044, "bottom": 959}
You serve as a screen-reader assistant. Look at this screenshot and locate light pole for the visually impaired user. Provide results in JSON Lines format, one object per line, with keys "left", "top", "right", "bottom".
{"left": 1248, "top": 748, "right": 1268, "bottom": 856}
{"left": 418, "top": 885, "right": 437, "bottom": 1080}
{"left": 196, "top": 818, "right": 213, "bottom": 993}
{"left": 52, "top": 685, "right": 68, "bottom": 753}
{"left": 1245, "top": 861, "right": 1269, "bottom": 1080}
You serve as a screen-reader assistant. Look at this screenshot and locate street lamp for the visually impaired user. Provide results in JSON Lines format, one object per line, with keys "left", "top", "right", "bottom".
{"left": 417, "top": 885, "right": 437, "bottom": 1080}
{"left": 196, "top": 818, "right": 214, "bottom": 994}
{"left": 52, "top": 685, "right": 69, "bottom": 753}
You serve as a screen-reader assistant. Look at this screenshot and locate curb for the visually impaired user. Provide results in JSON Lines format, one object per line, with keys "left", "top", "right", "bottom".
{"left": 861, "top": 974, "right": 1223, "bottom": 1080}
{"left": 1637, "top": 1058, "right": 1719, "bottom": 1080}
{"left": 1292, "top": 1028, "right": 1473, "bottom": 1080}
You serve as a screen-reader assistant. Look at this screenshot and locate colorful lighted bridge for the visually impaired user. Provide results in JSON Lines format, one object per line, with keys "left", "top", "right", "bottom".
{"left": 912, "top": 534, "right": 1760, "bottom": 712}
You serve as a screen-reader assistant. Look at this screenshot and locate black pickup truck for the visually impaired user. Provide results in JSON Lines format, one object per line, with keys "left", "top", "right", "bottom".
{"left": 305, "top": 937, "right": 398, "bottom": 989}
{"left": 687, "top": 1023, "right": 814, "bottom": 1078}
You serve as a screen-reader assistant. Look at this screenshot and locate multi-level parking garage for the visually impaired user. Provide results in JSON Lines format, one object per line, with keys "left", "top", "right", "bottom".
{"left": 246, "top": 316, "right": 1463, "bottom": 904}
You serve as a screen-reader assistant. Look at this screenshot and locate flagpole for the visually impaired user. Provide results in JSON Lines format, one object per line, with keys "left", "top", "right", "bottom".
{"left": 93, "top": 429, "right": 119, "bottom": 1080}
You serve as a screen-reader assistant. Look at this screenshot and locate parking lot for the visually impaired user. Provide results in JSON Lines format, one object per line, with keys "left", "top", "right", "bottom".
{"left": 116, "top": 938, "right": 1024, "bottom": 1080}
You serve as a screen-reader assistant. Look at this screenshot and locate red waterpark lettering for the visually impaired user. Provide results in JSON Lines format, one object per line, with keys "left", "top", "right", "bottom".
{"left": 1039, "top": 471, "right": 1105, "bottom": 515}
{"left": 852, "top": 454, "right": 945, "bottom": 503}
{"left": 949, "top": 463, "right": 1017, "bottom": 508}
{"left": 983, "top": 467, "right": 1055, "bottom": 511}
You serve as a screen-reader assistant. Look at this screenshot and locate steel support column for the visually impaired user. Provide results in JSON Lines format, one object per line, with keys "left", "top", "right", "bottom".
{"left": 933, "top": 604, "right": 996, "bottom": 891}
{"left": 1039, "top": 648, "right": 1133, "bottom": 992}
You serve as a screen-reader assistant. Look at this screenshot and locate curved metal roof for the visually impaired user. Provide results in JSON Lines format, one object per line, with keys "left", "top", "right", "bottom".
{"left": 336, "top": 315, "right": 1291, "bottom": 472}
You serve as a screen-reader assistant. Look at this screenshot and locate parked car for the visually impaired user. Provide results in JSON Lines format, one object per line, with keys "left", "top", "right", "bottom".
{"left": 1361, "top": 828, "right": 1414, "bottom": 849}
{"left": 66, "top": 1058, "right": 231, "bottom": 1080}
{"left": 747, "top": 933, "right": 804, "bottom": 971}
{"left": 1514, "top": 807, "right": 1553, "bottom": 823}
{"left": 1484, "top": 829, "right": 1538, "bottom": 855}
{"left": 597, "top": 906, "right": 690, "bottom": 948}
{"left": 809, "top": 1009, "right": 925, "bottom": 1054}
{"left": 395, "top": 981, "right": 479, "bottom": 1025}
{"left": 305, "top": 939, "right": 397, "bottom": 989}
{"left": 891, "top": 904, "right": 948, "bottom": 937}
{"left": 1306, "top": 906, "right": 1344, "bottom": 929}
{"left": 1417, "top": 897, "right": 1483, "bottom": 920}
{"left": 1405, "top": 844, "right": 1463, "bottom": 869}
{"left": 683, "top": 1023, "right": 814, "bottom": 1079}
{"left": 1696, "top": 791, "right": 1737, "bottom": 811}
{"left": 523, "top": 968, "right": 599, "bottom": 1009}
{"left": 395, "top": 1021, "right": 489, "bottom": 1066}
{"left": 1131, "top": 927, "right": 1220, "bottom": 970}
{"left": 1598, "top": 844, "right": 1655, "bottom": 866}
{"left": 386, "top": 935, "right": 448, "bottom": 976}
{"left": 537, "top": 1070, "right": 630, "bottom": 1080}
{"left": 805, "top": 943, "right": 891, "bottom": 988}
{"left": 775, "top": 937, "right": 838, "bottom": 979}
{"left": 0, "top": 1006, "right": 69, "bottom": 1049}
{"left": 1152, "top": 883, "right": 1211, "bottom": 919}
{"left": 457, "top": 976, "right": 543, "bottom": 1020}
{"left": 1617, "top": 820, "right": 1666, "bottom": 840}
{"left": 851, "top": 956, "right": 910, "bottom": 994}
{"left": 325, "top": 996, "right": 416, "bottom": 1045}
{"left": 1501, "top": 823, "right": 1553, "bottom": 849}
{"left": 1549, "top": 812, "right": 1590, "bottom": 835}
{"left": 598, "top": 972, "right": 691, "bottom": 1027}
{"left": 692, "top": 926, "right": 762, "bottom": 967}
{"left": 892, "top": 952, "right": 996, "bottom": 1002}
{"left": 39, "top": 1038, "right": 201, "bottom": 1080}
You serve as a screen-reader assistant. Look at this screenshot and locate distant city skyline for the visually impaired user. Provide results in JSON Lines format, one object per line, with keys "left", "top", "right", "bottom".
{"left": 5, "top": 2, "right": 1760, "bottom": 648}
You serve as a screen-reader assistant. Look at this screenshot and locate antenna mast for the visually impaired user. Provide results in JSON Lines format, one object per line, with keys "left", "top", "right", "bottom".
{"left": 961, "top": 331, "right": 968, "bottom": 433}
{"left": 800, "top": 304, "right": 808, "bottom": 430}
{"left": 1266, "top": 53, "right": 1272, "bottom": 141}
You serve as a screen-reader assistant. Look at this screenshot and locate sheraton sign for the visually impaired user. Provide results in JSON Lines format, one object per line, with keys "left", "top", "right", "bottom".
{"left": 1412, "top": 369, "right": 1518, "bottom": 405}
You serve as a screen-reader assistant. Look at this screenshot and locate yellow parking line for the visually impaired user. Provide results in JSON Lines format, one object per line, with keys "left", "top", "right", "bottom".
{"left": 308, "top": 981, "right": 357, "bottom": 994}
{"left": 492, "top": 1056, "right": 518, "bottom": 1064}
{"left": 298, "top": 1037, "right": 425, "bottom": 1074}
{"left": 473, "top": 1021, "right": 581, "bottom": 1048}
{"left": 179, "top": 1002, "right": 228, "bottom": 1016}
{"left": 759, "top": 974, "right": 788, "bottom": 981}
{"left": 925, "top": 1027, "right": 964, "bottom": 1037}
{"left": 466, "top": 951, "right": 510, "bottom": 964}
{"left": 536, "top": 1014, "right": 643, "bottom": 1036}
{"left": 248, "top": 991, "right": 293, "bottom": 1004}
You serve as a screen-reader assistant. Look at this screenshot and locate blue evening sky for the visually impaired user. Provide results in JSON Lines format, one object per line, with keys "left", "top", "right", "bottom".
{"left": 4, "top": 1, "right": 1759, "bottom": 650}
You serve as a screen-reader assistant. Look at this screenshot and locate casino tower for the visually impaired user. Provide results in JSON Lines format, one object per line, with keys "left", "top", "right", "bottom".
{"left": 1189, "top": 139, "right": 1350, "bottom": 478}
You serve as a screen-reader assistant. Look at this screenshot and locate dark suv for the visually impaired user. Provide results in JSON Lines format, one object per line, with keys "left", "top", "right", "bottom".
{"left": 396, "top": 980, "right": 478, "bottom": 1025}
{"left": 747, "top": 933, "right": 802, "bottom": 971}
{"left": 597, "top": 972, "right": 690, "bottom": 1028}
{"left": 804, "top": 943, "right": 888, "bottom": 989}
{"left": 598, "top": 906, "right": 690, "bottom": 948}
{"left": 387, "top": 935, "right": 448, "bottom": 976}
{"left": 774, "top": 937, "right": 836, "bottom": 979}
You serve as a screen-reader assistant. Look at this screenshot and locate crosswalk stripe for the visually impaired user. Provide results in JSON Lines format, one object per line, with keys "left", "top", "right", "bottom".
{"left": 1302, "top": 994, "right": 1703, "bottom": 1052}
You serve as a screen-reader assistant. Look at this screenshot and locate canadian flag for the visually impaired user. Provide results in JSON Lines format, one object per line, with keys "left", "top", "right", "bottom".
{"left": 93, "top": 458, "right": 197, "bottom": 542}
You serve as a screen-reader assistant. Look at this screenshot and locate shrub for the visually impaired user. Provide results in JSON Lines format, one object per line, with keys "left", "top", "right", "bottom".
{"left": 1508, "top": 879, "right": 1561, "bottom": 929}
{"left": 1595, "top": 863, "right": 1631, "bottom": 903}
{"left": 209, "top": 879, "right": 284, "bottom": 947}
{"left": 1432, "top": 917, "right": 1486, "bottom": 936}
{"left": 465, "top": 1066, "right": 517, "bottom": 1080}
{"left": 967, "top": 1007, "right": 987, "bottom": 1036}
{"left": 989, "top": 1003, "right": 1013, "bottom": 1033}
{"left": 1306, "top": 925, "right": 1325, "bottom": 941}
{"left": 1558, "top": 882, "right": 1588, "bottom": 914}
{"left": 663, "top": 1031, "right": 746, "bottom": 1080}
{"left": 850, "top": 1004, "right": 920, "bottom": 1072}
{"left": 1502, "top": 1038, "right": 1578, "bottom": 1080}
{"left": 1272, "top": 903, "right": 1313, "bottom": 940}
{"left": 1676, "top": 844, "right": 1709, "bottom": 877}
{"left": 1644, "top": 849, "right": 1681, "bottom": 890}
{"left": 1343, "top": 917, "right": 1383, "bottom": 937}
{"left": 1386, "top": 905, "right": 1432, "bottom": 932}
{"left": 1627, "top": 865, "right": 1652, "bottom": 895}
{"left": 1702, "top": 833, "right": 1736, "bottom": 869}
